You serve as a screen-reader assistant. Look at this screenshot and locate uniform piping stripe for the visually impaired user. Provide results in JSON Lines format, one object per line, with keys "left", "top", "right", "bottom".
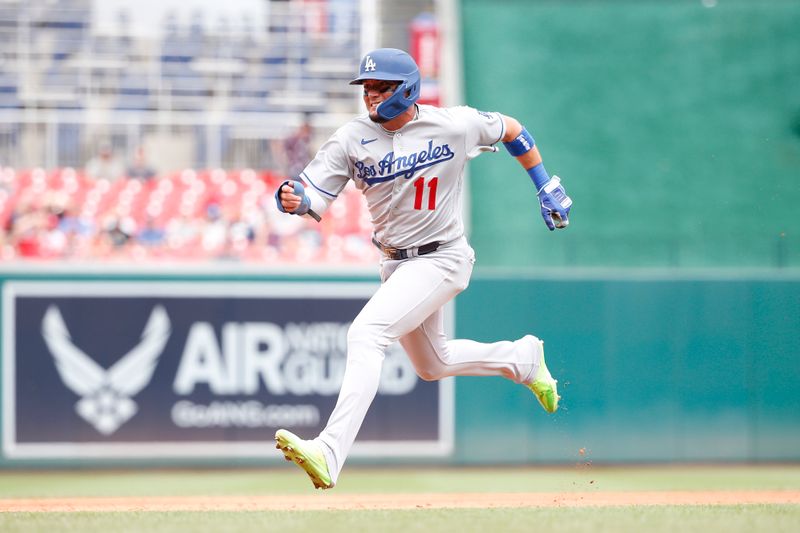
{"left": 302, "top": 173, "right": 338, "bottom": 199}
{"left": 494, "top": 112, "right": 506, "bottom": 145}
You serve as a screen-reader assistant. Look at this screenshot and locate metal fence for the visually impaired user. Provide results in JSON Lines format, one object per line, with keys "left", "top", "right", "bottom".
{"left": 0, "top": 108, "right": 353, "bottom": 173}
{"left": 0, "top": 0, "right": 366, "bottom": 171}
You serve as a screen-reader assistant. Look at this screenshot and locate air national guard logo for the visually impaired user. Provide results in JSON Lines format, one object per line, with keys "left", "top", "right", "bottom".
{"left": 3, "top": 282, "right": 450, "bottom": 460}
{"left": 41, "top": 305, "right": 171, "bottom": 435}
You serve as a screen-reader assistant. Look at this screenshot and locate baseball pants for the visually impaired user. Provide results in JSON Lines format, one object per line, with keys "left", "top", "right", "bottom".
{"left": 316, "top": 236, "right": 543, "bottom": 483}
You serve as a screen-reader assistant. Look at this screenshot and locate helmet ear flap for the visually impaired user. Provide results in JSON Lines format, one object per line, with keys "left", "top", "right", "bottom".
{"left": 375, "top": 75, "right": 420, "bottom": 121}
{"left": 404, "top": 81, "right": 417, "bottom": 99}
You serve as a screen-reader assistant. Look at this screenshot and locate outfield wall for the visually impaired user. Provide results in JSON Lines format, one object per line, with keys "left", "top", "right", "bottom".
{"left": 461, "top": 0, "right": 800, "bottom": 268}
{"left": 0, "top": 268, "right": 797, "bottom": 467}
{"left": 454, "top": 270, "right": 800, "bottom": 464}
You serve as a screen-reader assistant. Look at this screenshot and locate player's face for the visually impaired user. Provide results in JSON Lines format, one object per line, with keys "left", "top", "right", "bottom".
{"left": 361, "top": 80, "right": 399, "bottom": 123}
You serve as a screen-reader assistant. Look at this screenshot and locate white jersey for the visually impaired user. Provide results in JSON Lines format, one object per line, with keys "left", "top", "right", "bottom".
{"left": 301, "top": 104, "right": 505, "bottom": 249}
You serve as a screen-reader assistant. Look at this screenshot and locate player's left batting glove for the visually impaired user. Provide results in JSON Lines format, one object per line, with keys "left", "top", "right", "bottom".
{"left": 537, "top": 176, "right": 572, "bottom": 231}
{"left": 275, "top": 179, "right": 311, "bottom": 216}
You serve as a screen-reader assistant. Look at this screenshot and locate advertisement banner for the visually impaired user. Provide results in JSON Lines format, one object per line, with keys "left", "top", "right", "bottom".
{"left": 2, "top": 281, "right": 453, "bottom": 459}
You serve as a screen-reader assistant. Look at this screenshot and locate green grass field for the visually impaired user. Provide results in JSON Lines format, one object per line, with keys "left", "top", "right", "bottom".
{"left": 1, "top": 465, "right": 798, "bottom": 532}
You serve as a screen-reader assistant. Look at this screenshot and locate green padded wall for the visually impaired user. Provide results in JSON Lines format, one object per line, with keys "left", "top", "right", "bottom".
{"left": 1, "top": 270, "right": 798, "bottom": 465}
{"left": 453, "top": 273, "right": 800, "bottom": 463}
{"left": 462, "top": 0, "right": 800, "bottom": 268}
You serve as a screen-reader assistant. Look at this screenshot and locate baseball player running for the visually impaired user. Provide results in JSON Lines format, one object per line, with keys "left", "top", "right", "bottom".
{"left": 274, "top": 48, "right": 571, "bottom": 489}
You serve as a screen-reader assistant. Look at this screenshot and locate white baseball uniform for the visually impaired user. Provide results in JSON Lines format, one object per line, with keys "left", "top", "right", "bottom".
{"left": 298, "top": 104, "right": 544, "bottom": 484}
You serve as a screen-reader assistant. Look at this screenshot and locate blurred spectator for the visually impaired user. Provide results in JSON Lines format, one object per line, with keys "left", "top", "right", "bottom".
{"left": 55, "top": 201, "right": 95, "bottom": 257}
{"left": 262, "top": 192, "right": 305, "bottom": 249}
{"left": 4, "top": 192, "right": 67, "bottom": 258}
{"left": 200, "top": 203, "right": 229, "bottom": 256}
{"left": 6, "top": 197, "right": 48, "bottom": 258}
{"left": 165, "top": 212, "right": 201, "bottom": 254}
{"left": 279, "top": 113, "right": 314, "bottom": 180}
{"left": 127, "top": 146, "right": 157, "bottom": 180}
{"left": 228, "top": 212, "right": 257, "bottom": 255}
{"left": 100, "top": 214, "right": 136, "bottom": 250}
{"left": 85, "top": 141, "right": 125, "bottom": 181}
{"left": 137, "top": 217, "right": 166, "bottom": 248}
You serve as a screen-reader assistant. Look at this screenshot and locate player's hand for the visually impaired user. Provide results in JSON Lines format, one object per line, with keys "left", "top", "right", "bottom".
{"left": 275, "top": 180, "right": 311, "bottom": 216}
{"left": 537, "top": 176, "right": 572, "bottom": 231}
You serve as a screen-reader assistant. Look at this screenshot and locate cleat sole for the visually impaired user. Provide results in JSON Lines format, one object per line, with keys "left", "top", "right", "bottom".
{"left": 274, "top": 429, "right": 333, "bottom": 490}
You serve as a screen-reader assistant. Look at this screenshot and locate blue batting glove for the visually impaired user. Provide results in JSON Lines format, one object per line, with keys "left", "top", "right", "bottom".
{"left": 274, "top": 179, "right": 311, "bottom": 216}
{"left": 537, "top": 176, "right": 572, "bottom": 231}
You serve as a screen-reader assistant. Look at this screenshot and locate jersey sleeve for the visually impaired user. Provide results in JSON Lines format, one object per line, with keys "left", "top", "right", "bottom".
{"left": 450, "top": 106, "right": 505, "bottom": 152}
{"left": 300, "top": 132, "right": 352, "bottom": 204}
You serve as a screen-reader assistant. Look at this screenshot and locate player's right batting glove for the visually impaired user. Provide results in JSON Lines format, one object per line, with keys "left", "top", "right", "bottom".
{"left": 537, "top": 176, "right": 572, "bottom": 231}
{"left": 275, "top": 179, "right": 311, "bottom": 216}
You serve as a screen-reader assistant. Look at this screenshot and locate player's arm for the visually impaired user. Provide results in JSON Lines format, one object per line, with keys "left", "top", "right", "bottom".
{"left": 500, "top": 115, "right": 572, "bottom": 231}
{"left": 274, "top": 136, "right": 348, "bottom": 222}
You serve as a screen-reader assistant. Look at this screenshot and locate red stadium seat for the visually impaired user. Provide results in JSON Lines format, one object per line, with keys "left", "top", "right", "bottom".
{"left": 1, "top": 168, "right": 376, "bottom": 264}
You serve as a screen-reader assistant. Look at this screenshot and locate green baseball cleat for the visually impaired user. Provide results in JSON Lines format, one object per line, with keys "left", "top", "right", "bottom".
{"left": 275, "top": 429, "right": 334, "bottom": 490}
{"left": 526, "top": 339, "right": 560, "bottom": 413}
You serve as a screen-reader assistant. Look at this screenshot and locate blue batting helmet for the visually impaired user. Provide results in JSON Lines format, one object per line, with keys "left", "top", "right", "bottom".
{"left": 350, "top": 48, "right": 420, "bottom": 121}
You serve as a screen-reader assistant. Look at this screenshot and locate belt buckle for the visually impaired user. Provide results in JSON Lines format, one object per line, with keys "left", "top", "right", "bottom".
{"left": 383, "top": 246, "right": 398, "bottom": 259}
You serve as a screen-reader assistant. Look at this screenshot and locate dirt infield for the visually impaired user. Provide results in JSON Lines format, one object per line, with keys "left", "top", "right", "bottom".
{"left": 2, "top": 491, "right": 799, "bottom": 512}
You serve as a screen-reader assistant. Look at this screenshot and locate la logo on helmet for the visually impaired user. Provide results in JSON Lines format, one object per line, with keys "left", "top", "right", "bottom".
{"left": 364, "top": 56, "right": 376, "bottom": 72}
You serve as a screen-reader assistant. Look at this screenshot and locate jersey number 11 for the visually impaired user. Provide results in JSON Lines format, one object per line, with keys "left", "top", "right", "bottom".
{"left": 413, "top": 176, "right": 438, "bottom": 210}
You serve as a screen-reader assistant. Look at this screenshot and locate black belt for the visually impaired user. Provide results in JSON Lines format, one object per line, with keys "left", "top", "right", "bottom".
{"left": 372, "top": 237, "right": 440, "bottom": 260}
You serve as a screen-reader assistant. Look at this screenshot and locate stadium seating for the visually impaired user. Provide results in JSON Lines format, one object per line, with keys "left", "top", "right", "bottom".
{"left": 0, "top": 73, "right": 22, "bottom": 109}
{"left": 0, "top": 167, "right": 376, "bottom": 264}
{"left": 0, "top": 0, "right": 377, "bottom": 264}
{"left": 0, "top": 0, "right": 360, "bottom": 115}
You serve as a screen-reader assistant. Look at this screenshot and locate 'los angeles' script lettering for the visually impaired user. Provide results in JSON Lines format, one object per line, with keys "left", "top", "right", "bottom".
{"left": 356, "top": 140, "right": 455, "bottom": 185}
